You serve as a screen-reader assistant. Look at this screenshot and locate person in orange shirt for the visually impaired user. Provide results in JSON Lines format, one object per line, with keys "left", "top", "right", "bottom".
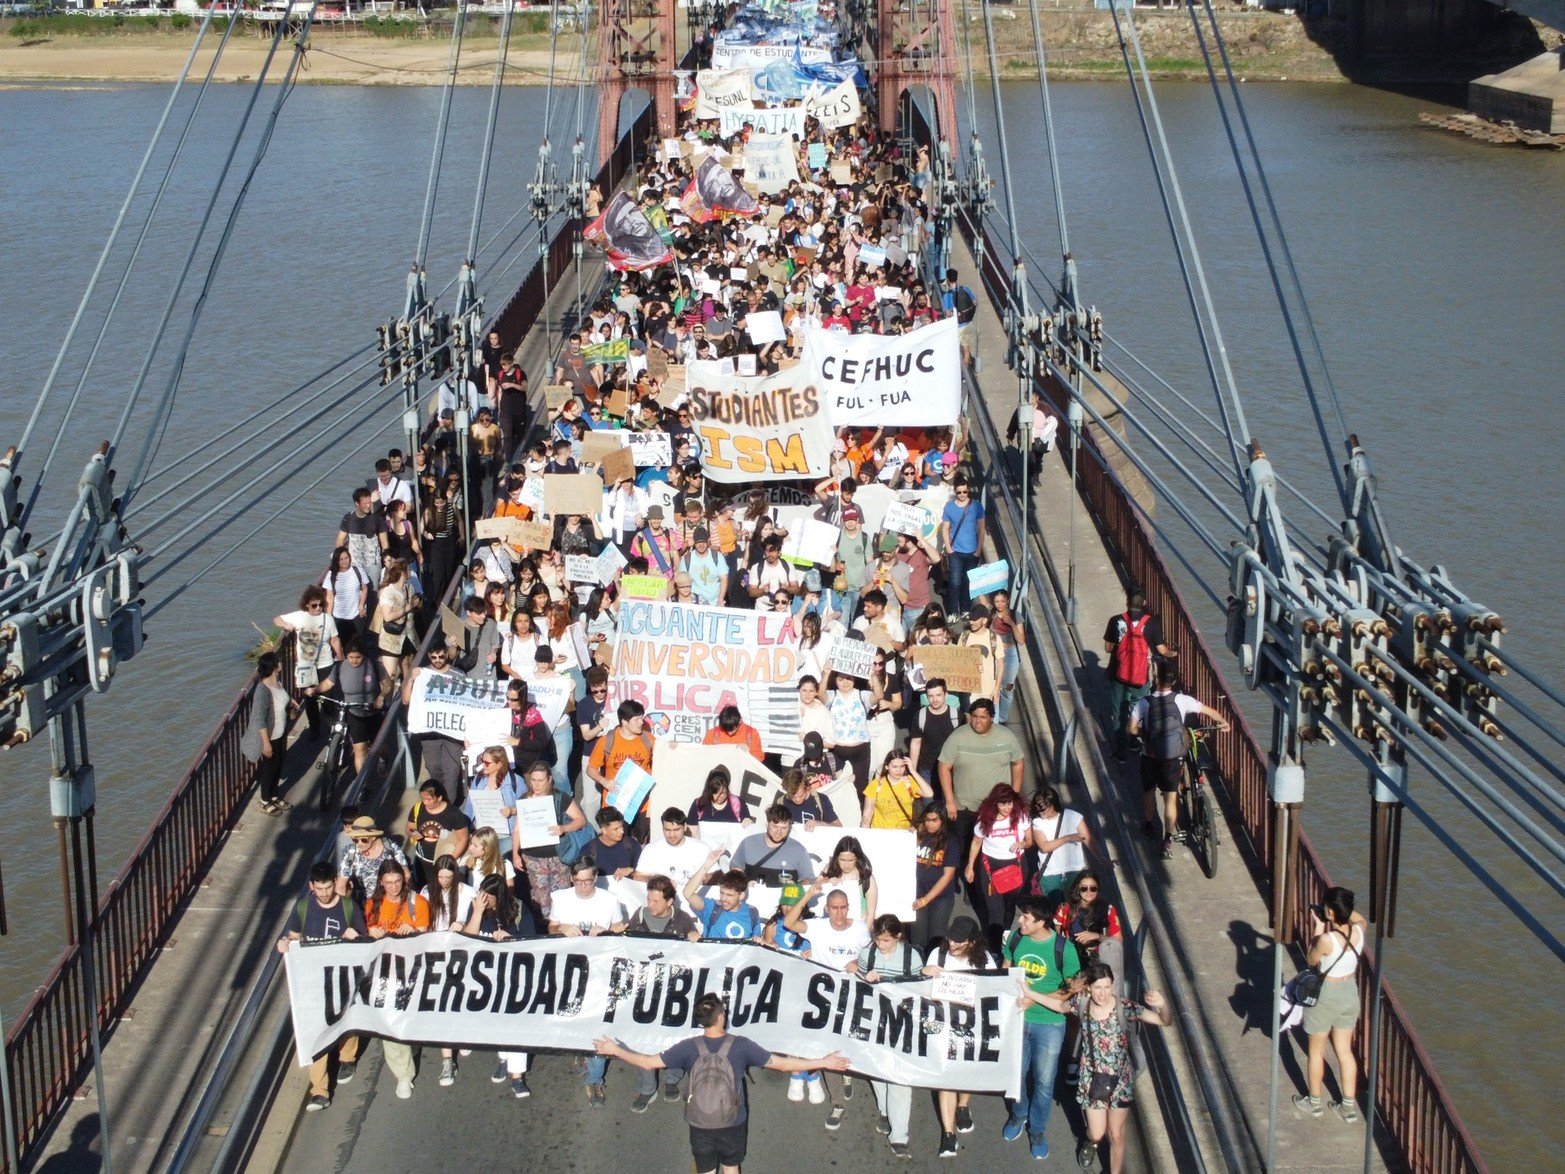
{"left": 703, "top": 704, "right": 763, "bottom": 761}
{"left": 587, "top": 700, "right": 657, "bottom": 840}
{"left": 846, "top": 426, "right": 882, "bottom": 479}
{"left": 363, "top": 859, "right": 429, "bottom": 1097}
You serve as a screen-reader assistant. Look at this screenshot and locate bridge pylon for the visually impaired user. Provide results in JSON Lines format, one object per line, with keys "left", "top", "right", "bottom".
{"left": 875, "top": 0, "right": 960, "bottom": 150}
{"left": 595, "top": 0, "right": 679, "bottom": 172}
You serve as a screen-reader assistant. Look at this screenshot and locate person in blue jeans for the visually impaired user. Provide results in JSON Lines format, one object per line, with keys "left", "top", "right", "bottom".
{"left": 1002, "top": 897, "right": 1082, "bottom": 1159}
{"left": 940, "top": 478, "right": 986, "bottom": 614}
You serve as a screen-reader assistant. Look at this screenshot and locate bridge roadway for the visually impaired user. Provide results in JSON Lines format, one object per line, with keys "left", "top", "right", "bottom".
{"left": 30, "top": 245, "right": 1390, "bottom": 1173}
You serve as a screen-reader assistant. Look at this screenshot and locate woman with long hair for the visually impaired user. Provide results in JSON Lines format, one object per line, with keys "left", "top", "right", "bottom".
{"left": 463, "top": 872, "right": 537, "bottom": 1096}
{"left": 484, "top": 580, "right": 512, "bottom": 629}
{"left": 463, "top": 825, "right": 514, "bottom": 890}
{"left": 861, "top": 746, "right": 932, "bottom": 831}
{"left": 964, "top": 783, "right": 1032, "bottom": 952}
{"left": 911, "top": 807, "right": 959, "bottom": 952}
{"left": 242, "top": 651, "right": 292, "bottom": 815}
{"left": 1293, "top": 886, "right": 1368, "bottom": 1123}
{"left": 990, "top": 588, "right": 1027, "bottom": 723}
{"left": 499, "top": 610, "right": 540, "bottom": 680}
{"left": 864, "top": 648, "right": 901, "bottom": 773}
{"left": 686, "top": 767, "right": 750, "bottom": 825}
{"left": 922, "top": 915, "right": 992, "bottom": 1154}
{"left": 820, "top": 836, "right": 878, "bottom": 923}
{"left": 1054, "top": 870, "right": 1125, "bottom": 1084}
{"left": 373, "top": 558, "right": 416, "bottom": 683}
{"left": 1029, "top": 784, "right": 1092, "bottom": 905}
{"left": 321, "top": 545, "right": 370, "bottom": 647}
{"left": 365, "top": 859, "right": 429, "bottom": 938}
{"left": 512, "top": 760, "right": 586, "bottom": 922}
{"left": 420, "top": 477, "right": 460, "bottom": 606}
{"left": 425, "top": 854, "right": 477, "bottom": 1087}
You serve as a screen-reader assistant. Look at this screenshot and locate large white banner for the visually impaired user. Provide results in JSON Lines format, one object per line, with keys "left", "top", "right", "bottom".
{"left": 804, "top": 316, "right": 962, "bottom": 427}
{"left": 693, "top": 68, "right": 755, "bottom": 119}
{"left": 285, "top": 935, "right": 1021, "bottom": 1093}
{"left": 685, "top": 360, "right": 833, "bottom": 483}
{"left": 612, "top": 600, "right": 801, "bottom": 754}
{"left": 742, "top": 133, "right": 800, "bottom": 195}
{"left": 804, "top": 78, "right": 861, "bottom": 130}
{"left": 719, "top": 105, "right": 806, "bottom": 139}
{"left": 650, "top": 743, "right": 860, "bottom": 829}
{"left": 407, "top": 670, "right": 569, "bottom": 753}
{"left": 711, "top": 42, "right": 834, "bottom": 70}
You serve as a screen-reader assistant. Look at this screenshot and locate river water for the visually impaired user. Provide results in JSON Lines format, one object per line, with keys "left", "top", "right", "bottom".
{"left": 1, "top": 79, "right": 1560, "bottom": 1164}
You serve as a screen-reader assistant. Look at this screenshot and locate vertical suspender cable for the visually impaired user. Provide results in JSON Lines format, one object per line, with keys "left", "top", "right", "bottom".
{"left": 465, "top": 0, "right": 517, "bottom": 263}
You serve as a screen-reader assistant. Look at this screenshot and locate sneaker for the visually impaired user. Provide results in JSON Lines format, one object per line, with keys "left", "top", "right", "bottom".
{"left": 490, "top": 1060, "right": 508, "bottom": 1084}
{"left": 889, "top": 1142, "right": 911, "bottom": 1160}
{"left": 806, "top": 1074, "right": 826, "bottom": 1104}
{"left": 439, "top": 1058, "right": 456, "bottom": 1087}
{"left": 1170, "top": 829, "right": 1188, "bottom": 844}
{"left": 1077, "top": 1136, "right": 1098, "bottom": 1169}
{"left": 1292, "top": 1092, "right": 1323, "bottom": 1117}
{"left": 1030, "top": 1133, "right": 1050, "bottom": 1160}
{"left": 304, "top": 1094, "right": 329, "bottom": 1112}
{"left": 1002, "top": 1118, "right": 1025, "bottom": 1142}
{"left": 631, "top": 1092, "right": 654, "bottom": 1113}
{"left": 938, "top": 1132, "right": 958, "bottom": 1158}
{"left": 955, "top": 1106, "right": 974, "bottom": 1134}
{"left": 510, "top": 1075, "right": 530, "bottom": 1099}
{"left": 336, "top": 1061, "right": 357, "bottom": 1085}
{"left": 1330, "top": 1098, "right": 1361, "bottom": 1124}
{"left": 273, "top": 799, "right": 293, "bottom": 812}
{"left": 788, "top": 1074, "right": 807, "bottom": 1102}
{"left": 1161, "top": 836, "right": 1174, "bottom": 859}
{"left": 842, "top": 1074, "right": 854, "bottom": 1099}
{"left": 257, "top": 799, "right": 279, "bottom": 815}
{"left": 587, "top": 1083, "right": 606, "bottom": 1108}
{"left": 824, "top": 1105, "right": 846, "bottom": 1131}
{"left": 395, "top": 1079, "right": 413, "bottom": 1100}
{"left": 876, "top": 1113, "right": 892, "bottom": 1135}
{"left": 662, "top": 1081, "right": 681, "bottom": 1104}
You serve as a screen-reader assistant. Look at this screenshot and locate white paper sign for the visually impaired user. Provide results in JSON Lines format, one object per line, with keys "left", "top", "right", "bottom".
{"left": 780, "top": 516, "right": 840, "bottom": 567}
{"left": 467, "top": 789, "right": 508, "bottom": 837}
{"left": 931, "top": 972, "right": 979, "bottom": 1006}
{"left": 828, "top": 637, "right": 877, "bottom": 679}
{"left": 746, "top": 309, "right": 786, "bottom": 345}
{"left": 881, "top": 499, "right": 935, "bottom": 538}
{"left": 566, "top": 554, "right": 602, "bottom": 585}
{"left": 692, "top": 68, "right": 755, "bottom": 119}
{"left": 513, "top": 794, "right": 559, "bottom": 849}
{"left": 743, "top": 133, "right": 800, "bottom": 196}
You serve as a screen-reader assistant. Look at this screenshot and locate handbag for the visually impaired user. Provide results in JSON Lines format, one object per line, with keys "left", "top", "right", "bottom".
{"left": 985, "top": 855, "right": 1025, "bottom": 895}
{"left": 1086, "top": 1070, "right": 1118, "bottom": 1103}
{"left": 1288, "top": 926, "right": 1360, "bottom": 1008}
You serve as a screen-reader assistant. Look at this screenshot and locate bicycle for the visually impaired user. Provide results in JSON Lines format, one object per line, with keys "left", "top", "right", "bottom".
{"left": 1178, "top": 724, "right": 1223, "bottom": 879}
{"left": 313, "top": 695, "right": 364, "bottom": 813}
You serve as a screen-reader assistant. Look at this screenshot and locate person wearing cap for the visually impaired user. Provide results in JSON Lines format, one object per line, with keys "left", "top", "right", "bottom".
{"left": 833, "top": 505, "right": 872, "bottom": 625}
{"left": 335, "top": 814, "right": 409, "bottom": 903}
{"left": 680, "top": 525, "right": 728, "bottom": 606}
{"left": 702, "top": 704, "right": 763, "bottom": 761}
{"left": 958, "top": 604, "right": 1005, "bottom": 710}
{"left": 630, "top": 503, "right": 682, "bottom": 589}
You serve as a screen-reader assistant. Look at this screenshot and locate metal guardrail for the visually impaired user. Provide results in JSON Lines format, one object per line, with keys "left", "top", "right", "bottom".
{"left": 1, "top": 639, "right": 295, "bottom": 1172}
{"left": 946, "top": 177, "right": 1485, "bottom": 1172}
{"left": 0, "top": 98, "right": 653, "bottom": 1174}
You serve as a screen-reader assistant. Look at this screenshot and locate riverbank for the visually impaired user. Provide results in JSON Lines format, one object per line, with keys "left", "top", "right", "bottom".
{"left": 0, "top": 10, "right": 1546, "bottom": 88}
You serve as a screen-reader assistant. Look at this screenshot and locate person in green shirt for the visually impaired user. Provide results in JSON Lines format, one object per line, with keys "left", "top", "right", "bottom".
{"left": 1000, "top": 897, "right": 1082, "bottom": 1160}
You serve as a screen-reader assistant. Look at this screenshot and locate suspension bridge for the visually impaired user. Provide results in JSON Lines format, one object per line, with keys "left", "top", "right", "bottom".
{"left": 0, "top": 2, "right": 1558, "bottom": 1172}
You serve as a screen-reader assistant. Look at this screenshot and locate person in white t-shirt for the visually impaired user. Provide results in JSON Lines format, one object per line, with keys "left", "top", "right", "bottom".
{"left": 1027, "top": 785, "right": 1093, "bottom": 906}
{"left": 783, "top": 880, "right": 871, "bottom": 1125}
{"left": 634, "top": 808, "right": 712, "bottom": 915}
{"left": 920, "top": 916, "right": 994, "bottom": 1156}
{"left": 547, "top": 859, "right": 626, "bottom": 937}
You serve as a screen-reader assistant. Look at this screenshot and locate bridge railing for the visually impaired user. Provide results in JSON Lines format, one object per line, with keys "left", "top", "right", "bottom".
{"left": 0, "top": 100, "right": 654, "bottom": 1174}
{"left": 2, "top": 638, "right": 295, "bottom": 1171}
{"left": 931, "top": 119, "right": 1484, "bottom": 1172}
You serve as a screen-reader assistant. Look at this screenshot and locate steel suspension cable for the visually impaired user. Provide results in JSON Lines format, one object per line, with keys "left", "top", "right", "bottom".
{"left": 118, "top": 9, "right": 319, "bottom": 517}
{"left": 1106, "top": 1, "right": 1249, "bottom": 485}
{"left": 1026, "top": 0, "right": 1072, "bottom": 294}
{"left": 98, "top": 10, "right": 295, "bottom": 498}
{"left": 15, "top": 3, "right": 222, "bottom": 515}
{"left": 463, "top": 0, "right": 517, "bottom": 266}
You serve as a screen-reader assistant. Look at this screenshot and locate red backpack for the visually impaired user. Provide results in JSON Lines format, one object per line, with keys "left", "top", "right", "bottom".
{"left": 1110, "top": 613, "right": 1152, "bottom": 687}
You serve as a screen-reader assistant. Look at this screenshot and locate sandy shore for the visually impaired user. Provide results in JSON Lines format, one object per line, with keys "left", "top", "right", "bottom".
{"left": 0, "top": 34, "right": 581, "bottom": 87}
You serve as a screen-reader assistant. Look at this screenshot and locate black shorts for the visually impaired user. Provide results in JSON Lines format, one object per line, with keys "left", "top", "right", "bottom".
{"left": 346, "top": 710, "right": 378, "bottom": 745}
{"left": 1140, "top": 755, "right": 1183, "bottom": 795}
{"left": 689, "top": 1121, "right": 748, "bottom": 1172}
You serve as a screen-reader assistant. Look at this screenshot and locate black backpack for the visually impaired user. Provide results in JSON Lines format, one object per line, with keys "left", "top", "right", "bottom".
{"left": 1144, "top": 693, "right": 1189, "bottom": 763}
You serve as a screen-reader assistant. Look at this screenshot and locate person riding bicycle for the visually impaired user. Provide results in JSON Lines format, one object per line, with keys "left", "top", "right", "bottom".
{"left": 1127, "top": 662, "right": 1228, "bottom": 859}
{"left": 312, "top": 641, "right": 385, "bottom": 775}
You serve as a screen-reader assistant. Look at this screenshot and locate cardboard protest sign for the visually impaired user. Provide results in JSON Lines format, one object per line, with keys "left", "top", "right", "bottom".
{"left": 646, "top": 348, "right": 669, "bottom": 380}
{"left": 829, "top": 161, "right": 853, "bottom": 185}
{"left": 802, "top": 316, "right": 961, "bottom": 427}
{"left": 604, "top": 384, "right": 630, "bottom": 420}
{"left": 600, "top": 446, "right": 635, "bottom": 487}
{"left": 544, "top": 383, "right": 573, "bottom": 410}
{"left": 612, "top": 600, "right": 802, "bottom": 755}
{"left": 911, "top": 645, "right": 984, "bottom": 693}
{"left": 581, "top": 432, "right": 626, "bottom": 466}
{"left": 685, "top": 361, "right": 833, "bottom": 484}
{"left": 544, "top": 473, "right": 604, "bottom": 517}
{"left": 515, "top": 519, "right": 553, "bottom": 550}
{"left": 440, "top": 606, "right": 466, "bottom": 650}
{"left": 475, "top": 516, "right": 531, "bottom": 546}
